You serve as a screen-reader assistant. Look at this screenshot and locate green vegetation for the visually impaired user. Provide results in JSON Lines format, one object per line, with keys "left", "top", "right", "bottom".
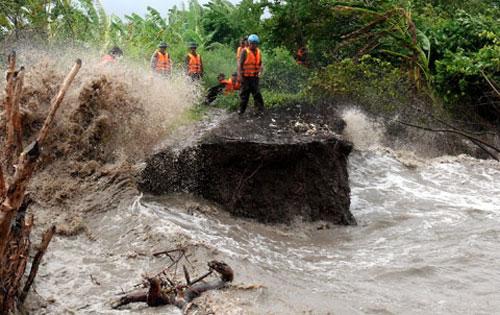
{"left": 1, "top": 0, "right": 499, "bottom": 125}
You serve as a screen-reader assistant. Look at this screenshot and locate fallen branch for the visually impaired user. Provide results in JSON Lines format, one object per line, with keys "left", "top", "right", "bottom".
{"left": 20, "top": 225, "right": 56, "bottom": 302}
{"left": 481, "top": 70, "right": 500, "bottom": 99}
{"left": 112, "top": 260, "right": 233, "bottom": 310}
{"left": 395, "top": 120, "right": 500, "bottom": 160}
{"left": 153, "top": 246, "right": 191, "bottom": 257}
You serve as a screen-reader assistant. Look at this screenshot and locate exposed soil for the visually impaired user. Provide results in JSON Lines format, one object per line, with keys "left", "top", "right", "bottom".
{"left": 140, "top": 105, "right": 356, "bottom": 225}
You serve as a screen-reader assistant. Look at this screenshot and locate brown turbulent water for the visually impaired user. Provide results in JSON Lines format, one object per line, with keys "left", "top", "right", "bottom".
{"left": 30, "top": 145, "right": 500, "bottom": 315}
{"left": 3, "top": 51, "right": 500, "bottom": 314}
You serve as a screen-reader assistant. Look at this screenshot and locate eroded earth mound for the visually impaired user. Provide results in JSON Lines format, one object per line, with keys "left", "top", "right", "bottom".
{"left": 140, "top": 105, "right": 356, "bottom": 225}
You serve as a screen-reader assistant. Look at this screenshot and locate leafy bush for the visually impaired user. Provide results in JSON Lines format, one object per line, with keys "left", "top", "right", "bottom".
{"left": 428, "top": 11, "right": 500, "bottom": 120}
{"left": 306, "top": 55, "right": 409, "bottom": 112}
{"left": 261, "top": 90, "right": 312, "bottom": 109}
{"left": 202, "top": 46, "right": 238, "bottom": 87}
{"left": 260, "top": 47, "right": 310, "bottom": 94}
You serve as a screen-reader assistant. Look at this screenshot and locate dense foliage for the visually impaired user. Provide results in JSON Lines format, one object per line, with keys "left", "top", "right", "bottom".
{"left": 1, "top": 0, "right": 499, "bottom": 124}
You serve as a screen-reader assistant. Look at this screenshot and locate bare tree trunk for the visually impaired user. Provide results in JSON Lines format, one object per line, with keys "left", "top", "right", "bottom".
{"left": 0, "top": 57, "right": 82, "bottom": 314}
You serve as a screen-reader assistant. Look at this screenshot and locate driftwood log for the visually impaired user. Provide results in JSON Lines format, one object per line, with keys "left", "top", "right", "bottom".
{"left": 0, "top": 52, "right": 81, "bottom": 314}
{"left": 112, "top": 259, "right": 233, "bottom": 312}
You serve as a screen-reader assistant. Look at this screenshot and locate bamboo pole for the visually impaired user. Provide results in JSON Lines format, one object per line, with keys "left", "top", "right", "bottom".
{"left": 37, "top": 59, "right": 82, "bottom": 146}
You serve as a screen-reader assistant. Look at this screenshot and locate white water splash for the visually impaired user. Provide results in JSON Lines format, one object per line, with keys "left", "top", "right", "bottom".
{"left": 341, "top": 108, "right": 384, "bottom": 150}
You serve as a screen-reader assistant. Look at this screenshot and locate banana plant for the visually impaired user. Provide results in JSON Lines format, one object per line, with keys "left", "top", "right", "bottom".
{"left": 334, "top": 4, "right": 432, "bottom": 90}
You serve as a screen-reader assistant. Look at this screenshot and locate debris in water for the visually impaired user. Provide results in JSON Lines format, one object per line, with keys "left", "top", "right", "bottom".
{"left": 112, "top": 247, "right": 234, "bottom": 312}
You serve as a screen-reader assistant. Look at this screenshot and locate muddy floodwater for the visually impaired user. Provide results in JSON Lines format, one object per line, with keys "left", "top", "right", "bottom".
{"left": 32, "top": 142, "right": 500, "bottom": 314}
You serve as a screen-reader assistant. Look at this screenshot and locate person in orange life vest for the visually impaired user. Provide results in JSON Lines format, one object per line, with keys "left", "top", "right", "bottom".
{"left": 100, "top": 46, "right": 123, "bottom": 67}
{"left": 295, "top": 45, "right": 309, "bottom": 67}
{"left": 204, "top": 73, "right": 229, "bottom": 105}
{"left": 237, "top": 34, "right": 264, "bottom": 115}
{"left": 225, "top": 72, "right": 240, "bottom": 93}
{"left": 150, "top": 42, "right": 172, "bottom": 76}
{"left": 185, "top": 42, "right": 203, "bottom": 80}
{"left": 236, "top": 36, "right": 248, "bottom": 64}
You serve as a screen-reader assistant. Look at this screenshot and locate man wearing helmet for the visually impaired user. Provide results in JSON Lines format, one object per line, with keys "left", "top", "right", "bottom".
{"left": 185, "top": 42, "right": 204, "bottom": 80}
{"left": 238, "top": 34, "right": 264, "bottom": 115}
{"left": 151, "top": 42, "right": 172, "bottom": 76}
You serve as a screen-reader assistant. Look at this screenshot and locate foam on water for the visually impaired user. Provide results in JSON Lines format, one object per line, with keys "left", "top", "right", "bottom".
{"left": 34, "top": 142, "right": 500, "bottom": 314}
{"left": 29, "top": 100, "right": 500, "bottom": 314}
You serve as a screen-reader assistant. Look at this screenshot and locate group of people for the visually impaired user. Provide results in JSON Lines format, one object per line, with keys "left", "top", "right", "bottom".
{"left": 148, "top": 34, "right": 264, "bottom": 115}
{"left": 150, "top": 42, "right": 204, "bottom": 80}
{"left": 101, "top": 33, "right": 266, "bottom": 115}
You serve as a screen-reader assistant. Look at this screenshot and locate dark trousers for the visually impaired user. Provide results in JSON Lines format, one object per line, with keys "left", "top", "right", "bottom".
{"left": 239, "top": 76, "right": 264, "bottom": 114}
{"left": 189, "top": 73, "right": 202, "bottom": 81}
{"left": 204, "top": 83, "right": 226, "bottom": 105}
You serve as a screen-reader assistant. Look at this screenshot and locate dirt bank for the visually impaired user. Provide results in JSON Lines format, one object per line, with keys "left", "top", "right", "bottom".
{"left": 140, "top": 105, "right": 356, "bottom": 225}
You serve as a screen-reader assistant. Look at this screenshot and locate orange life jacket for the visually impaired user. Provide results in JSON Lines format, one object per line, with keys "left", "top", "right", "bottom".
{"left": 155, "top": 50, "right": 171, "bottom": 74}
{"left": 225, "top": 78, "right": 240, "bottom": 92}
{"left": 100, "top": 54, "right": 116, "bottom": 66}
{"left": 242, "top": 48, "right": 261, "bottom": 77}
{"left": 296, "top": 47, "right": 308, "bottom": 66}
{"left": 187, "top": 53, "right": 202, "bottom": 75}
{"left": 237, "top": 47, "right": 244, "bottom": 59}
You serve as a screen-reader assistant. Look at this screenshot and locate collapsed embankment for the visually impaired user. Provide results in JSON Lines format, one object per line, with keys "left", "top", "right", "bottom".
{"left": 140, "top": 105, "right": 357, "bottom": 225}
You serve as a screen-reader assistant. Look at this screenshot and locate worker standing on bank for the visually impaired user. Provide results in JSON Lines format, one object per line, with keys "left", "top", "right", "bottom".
{"left": 236, "top": 36, "right": 248, "bottom": 64}
{"left": 150, "top": 42, "right": 172, "bottom": 76}
{"left": 238, "top": 34, "right": 264, "bottom": 115}
{"left": 185, "top": 42, "right": 204, "bottom": 80}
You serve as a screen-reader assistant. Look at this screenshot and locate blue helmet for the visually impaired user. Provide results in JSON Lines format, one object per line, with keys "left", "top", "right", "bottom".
{"left": 248, "top": 34, "right": 259, "bottom": 43}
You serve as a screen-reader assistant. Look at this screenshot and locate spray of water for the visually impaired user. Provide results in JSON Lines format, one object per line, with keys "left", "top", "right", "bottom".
{"left": 341, "top": 107, "right": 384, "bottom": 150}
{"left": 7, "top": 47, "right": 201, "bottom": 163}
{"left": 1, "top": 46, "right": 204, "bottom": 232}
